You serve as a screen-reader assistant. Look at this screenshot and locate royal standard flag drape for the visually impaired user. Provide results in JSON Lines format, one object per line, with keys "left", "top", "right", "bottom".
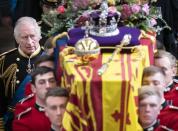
{"left": 60, "top": 44, "right": 150, "bottom": 131}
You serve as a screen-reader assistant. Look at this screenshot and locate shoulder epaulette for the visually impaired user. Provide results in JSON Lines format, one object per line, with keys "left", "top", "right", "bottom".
{"left": 19, "top": 93, "right": 34, "bottom": 104}
{"left": 0, "top": 48, "right": 17, "bottom": 57}
{"left": 16, "top": 107, "right": 32, "bottom": 120}
{"left": 160, "top": 125, "right": 174, "bottom": 131}
{"left": 169, "top": 105, "right": 178, "bottom": 110}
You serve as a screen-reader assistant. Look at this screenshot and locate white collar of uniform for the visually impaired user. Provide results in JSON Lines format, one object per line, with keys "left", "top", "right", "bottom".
{"left": 18, "top": 46, "right": 41, "bottom": 59}
{"left": 164, "top": 81, "right": 174, "bottom": 92}
{"left": 143, "top": 120, "right": 157, "bottom": 130}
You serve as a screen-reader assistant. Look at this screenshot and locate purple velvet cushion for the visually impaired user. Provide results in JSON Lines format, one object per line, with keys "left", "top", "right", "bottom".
{"left": 68, "top": 26, "right": 141, "bottom": 47}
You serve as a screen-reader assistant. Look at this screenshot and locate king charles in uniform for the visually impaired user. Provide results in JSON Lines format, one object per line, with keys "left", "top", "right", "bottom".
{"left": 0, "top": 17, "right": 44, "bottom": 130}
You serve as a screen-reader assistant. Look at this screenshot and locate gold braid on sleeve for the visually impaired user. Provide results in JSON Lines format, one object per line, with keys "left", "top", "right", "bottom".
{"left": 0, "top": 56, "right": 17, "bottom": 98}
{"left": 0, "top": 117, "right": 4, "bottom": 131}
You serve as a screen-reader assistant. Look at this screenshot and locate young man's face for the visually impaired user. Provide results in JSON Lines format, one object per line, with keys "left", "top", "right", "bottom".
{"left": 154, "top": 57, "right": 176, "bottom": 85}
{"left": 142, "top": 72, "right": 166, "bottom": 92}
{"left": 32, "top": 72, "right": 57, "bottom": 100}
{"left": 138, "top": 95, "right": 161, "bottom": 128}
{"left": 45, "top": 96, "right": 68, "bottom": 128}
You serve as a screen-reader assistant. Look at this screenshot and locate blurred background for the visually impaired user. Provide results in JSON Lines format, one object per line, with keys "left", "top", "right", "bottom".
{"left": 0, "top": 25, "right": 15, "bottom": 54}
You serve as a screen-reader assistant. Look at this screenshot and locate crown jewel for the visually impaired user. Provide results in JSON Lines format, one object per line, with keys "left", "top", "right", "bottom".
{"left": 75, "top": 21, "right": 100, "bottom": 56}
{"left": 89, "top": 0, "right": 120, "bottom": 37}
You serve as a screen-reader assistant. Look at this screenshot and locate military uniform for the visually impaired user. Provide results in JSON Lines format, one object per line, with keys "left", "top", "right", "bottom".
{"left": 143, "top": 120, "right": 173, "bottom": 131}
{"left": 158, "top": 105, "right": 178, "bottom": 130}
{"left": 13, "top": 103, "right": 51, "bottom": 131}
{"left": 51, "top": 128, "right": 57, "bottom": 131}
{"left": 0, "top": 47, "right": 43, "bottom": 129}
{"left": 160, "top": 100, "right": 169, "bottom": 112}
{"left": 24, "top": 82, "right": 33, "bottom": 96}
{"left": 164, "top": 79, "right": 178, "bottom": 106}
{"left": 50, "top": 125, "right": 63, "bottom": 131}
{"left": 51, "top": 128, "right": 54, "bottom": 131}
{"left": 14, "top": 93, "right": 35, "bottom": 117}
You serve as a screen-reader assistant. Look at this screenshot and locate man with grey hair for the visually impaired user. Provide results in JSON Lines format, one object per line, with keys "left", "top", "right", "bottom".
{"left": 0, "top": 16, "right": 44, "bottom": 130}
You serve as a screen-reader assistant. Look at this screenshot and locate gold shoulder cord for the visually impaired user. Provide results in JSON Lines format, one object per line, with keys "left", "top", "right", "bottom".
{"left": 0, "top": 117, "right": 4, "bottom": 130}
{"left": 0, "top": 56, "right": 17, "bottom": 98}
